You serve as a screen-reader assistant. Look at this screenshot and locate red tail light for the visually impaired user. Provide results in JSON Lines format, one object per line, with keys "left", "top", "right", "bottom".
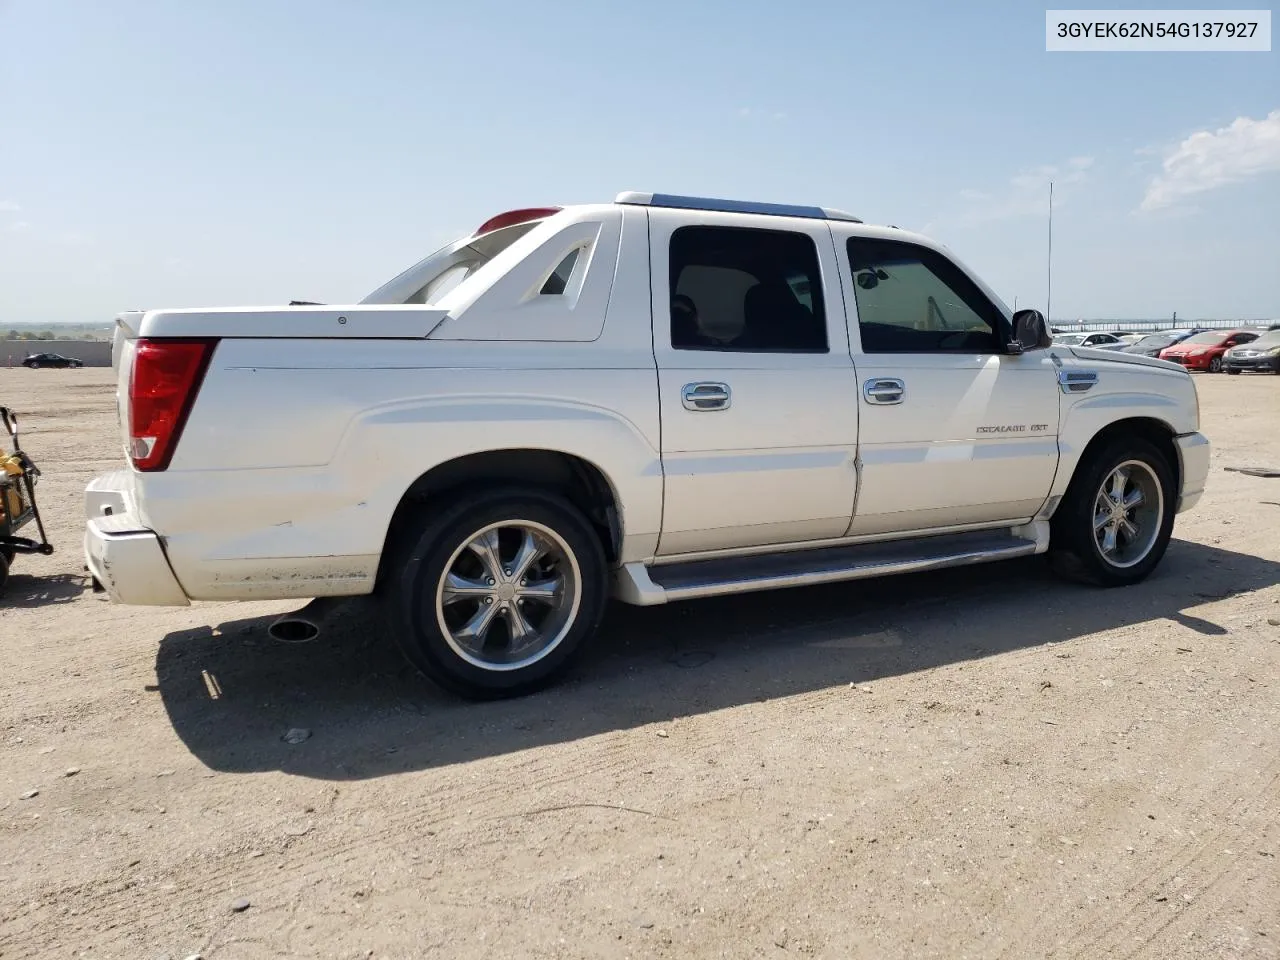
{"left": 473, "top": 207, "right": 561, "bottom": 237}
{"left": 128, "top": 338, "right": 216, "bottom": 471}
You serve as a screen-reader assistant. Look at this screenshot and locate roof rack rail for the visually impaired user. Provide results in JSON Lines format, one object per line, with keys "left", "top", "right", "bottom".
{"left": 615, "top": 191, "right": 862, "bottom": 224}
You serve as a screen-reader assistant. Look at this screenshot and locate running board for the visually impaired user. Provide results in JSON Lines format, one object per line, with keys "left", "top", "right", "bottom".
{"left": 613, "top": 528, "right": 1044, "bottom": 606}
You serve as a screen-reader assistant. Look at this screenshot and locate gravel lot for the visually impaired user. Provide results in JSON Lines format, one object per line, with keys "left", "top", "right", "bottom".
{"left": 1, "top": 367, "right": 1277, "bottom": 960}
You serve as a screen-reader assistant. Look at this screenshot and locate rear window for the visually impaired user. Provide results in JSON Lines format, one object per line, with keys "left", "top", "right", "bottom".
{"left": 670, "top": 226, "right": 828, "bottom": 352}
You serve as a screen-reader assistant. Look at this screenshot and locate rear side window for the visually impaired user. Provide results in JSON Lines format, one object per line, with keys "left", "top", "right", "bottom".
{"left": 540, "top": 249, "right": 581, "bottom": 295}
{"left": 669, "top": 226, "right": 827, "bottom": 352}
{"left": 846, "top": 237, "right": 1003, "bottom": 353}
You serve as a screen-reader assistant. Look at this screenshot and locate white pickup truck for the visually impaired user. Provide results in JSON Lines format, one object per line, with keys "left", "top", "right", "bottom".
{"left": 85, "top": 192, "right": 1211, "bottom": 698}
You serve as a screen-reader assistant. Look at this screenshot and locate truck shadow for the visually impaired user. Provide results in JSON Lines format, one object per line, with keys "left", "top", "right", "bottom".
{"left": 1, "top": 572, "right": 86, "bottom": 608}
{"left": 155, "top": 538, "right": 1280, "bottom": 781}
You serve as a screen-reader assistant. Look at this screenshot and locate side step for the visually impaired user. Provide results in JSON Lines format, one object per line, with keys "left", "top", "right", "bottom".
{"left": 614, "top": 528, "right": 1043, "bottom": 606}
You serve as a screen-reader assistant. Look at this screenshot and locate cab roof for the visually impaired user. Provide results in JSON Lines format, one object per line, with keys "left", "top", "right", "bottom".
{"left": 614, "top": 191, "right": 863, "bottom": 224}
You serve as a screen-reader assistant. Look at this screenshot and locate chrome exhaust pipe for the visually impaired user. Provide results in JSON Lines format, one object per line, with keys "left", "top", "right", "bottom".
{"left": 266, "top": 596, "right": 345, "bottom": 644}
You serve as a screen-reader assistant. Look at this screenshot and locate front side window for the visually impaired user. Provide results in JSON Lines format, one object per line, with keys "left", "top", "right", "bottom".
{"left": 846, "top": 237, "right": 1003, "bottom": 353}
{"left": 669, "top": 226, "right": 827, "bottom": 352}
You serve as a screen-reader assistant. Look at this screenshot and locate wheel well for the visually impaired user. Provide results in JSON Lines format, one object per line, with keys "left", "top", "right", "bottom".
{"left": 378, "top": 449, "right": 621, "bottom": 585}
{"left": 1072, "top": 417, "right": 1181, "bottom": 496}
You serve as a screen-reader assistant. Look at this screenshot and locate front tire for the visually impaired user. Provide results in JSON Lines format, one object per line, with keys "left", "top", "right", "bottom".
{"left": 1226, "top": 368, "right": 1241, "bottom": 375}
{"left": 1049, "top": 437, "right": 1176, "bottom": 587}
{"left": 1208, "top": 356, "right": 1223, "bottom": 373}
{"left": 382, "top": 487, "right": 608, "bottom": 700}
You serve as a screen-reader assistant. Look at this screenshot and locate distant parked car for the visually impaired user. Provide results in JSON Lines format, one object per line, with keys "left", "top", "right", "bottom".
{"left": 21, "top": 353, "right": 83, "bottom": 369}
{"left": 1223, "top": 329, "right": 1280, "bottom": 375}
{"left": 1123, "top": 330, "right": 1197, "bottom": 358}
{"left": 1159, "top": 330, "right": 1259, "bottom": 372}
{"left": 1051, "top": 332, "right": 1127, "bottom": 351}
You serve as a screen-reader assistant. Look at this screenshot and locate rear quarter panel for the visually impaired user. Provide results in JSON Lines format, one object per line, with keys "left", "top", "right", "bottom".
{"left": 131, "top": 206, "right": 662, "bottom": 601}
{"left": 138, "top": 340, "right": 662, "bottom": 600}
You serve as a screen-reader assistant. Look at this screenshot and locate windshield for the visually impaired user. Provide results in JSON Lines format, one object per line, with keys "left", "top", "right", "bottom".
{"left": 1245, "top": 330, "right": 1280, "bottom": 348}
{"left": 1183, "top": 332, "right": 1227, "bottom": 345}
{"left": 1134, "top": 335, "right": 1174, "bottom": 348}
{"left": 1053, "top": 334, "right": 1086, "bottom": 345}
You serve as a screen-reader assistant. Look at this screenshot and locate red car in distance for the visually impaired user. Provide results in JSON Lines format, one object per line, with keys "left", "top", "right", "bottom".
{"left": 1159, "top": 329, "right": 1259, "bottom": 372}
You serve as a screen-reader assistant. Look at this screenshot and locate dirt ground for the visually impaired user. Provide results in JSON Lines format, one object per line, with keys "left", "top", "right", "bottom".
{"left": 0, "top": 366, "right": 1277, "bottom": 960}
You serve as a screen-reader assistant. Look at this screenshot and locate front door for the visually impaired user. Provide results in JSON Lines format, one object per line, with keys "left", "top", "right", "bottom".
{"left": 650, "top": 209, "right": 860, "bottom": 556}
{"left": 836, "top": 233, "right": 1061, "bottom": 537}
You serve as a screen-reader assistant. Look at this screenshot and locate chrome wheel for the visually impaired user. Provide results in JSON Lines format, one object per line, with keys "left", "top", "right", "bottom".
{"left": 434, "top": 519, "right": 581, "bottom": 672}
{"left": 1093, "top": 460, "right": 1164, "bottom": 569}
{"left": 1209, "top": 356, "right": 1222, "bottom": 372}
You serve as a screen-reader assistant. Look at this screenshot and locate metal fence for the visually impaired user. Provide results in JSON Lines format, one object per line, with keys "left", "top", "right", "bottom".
{"left": 1050, "top": 319, "right": 1276, "bottom": 334}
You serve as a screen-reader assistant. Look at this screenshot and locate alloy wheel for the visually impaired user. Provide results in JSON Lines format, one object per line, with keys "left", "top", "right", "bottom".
{"left": 434, "top": 520, "right": 581, "bottom": 671}
{"left": 1093, "top": 460, "right": 1164, "bottom": 569}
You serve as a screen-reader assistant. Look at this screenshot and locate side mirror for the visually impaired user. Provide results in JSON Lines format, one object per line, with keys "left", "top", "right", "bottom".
{"left": 1009, "top": 308, "right": 1052, "bottom": 353}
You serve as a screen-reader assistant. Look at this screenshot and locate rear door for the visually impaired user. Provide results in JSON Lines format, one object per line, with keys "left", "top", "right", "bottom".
{"left": 650, "top": 210, "right": 859, "bottom": 556}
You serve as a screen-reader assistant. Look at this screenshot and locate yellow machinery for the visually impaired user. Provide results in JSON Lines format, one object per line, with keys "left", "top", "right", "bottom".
{"left": 0, "top": 407, "right": 53, "bottom": 593}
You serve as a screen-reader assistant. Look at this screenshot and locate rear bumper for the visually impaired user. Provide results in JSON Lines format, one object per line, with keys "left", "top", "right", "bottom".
{"left": 1174, "top": 431, "right": 1211, "bottom": 514}
{"left": 83, "top": 471, "right": 190, "bottom": 606}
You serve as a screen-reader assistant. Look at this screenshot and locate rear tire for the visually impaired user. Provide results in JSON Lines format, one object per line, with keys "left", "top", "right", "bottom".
{"left": 1049, "top": 437, "right": 1176, "bottom": 587}
{"left": 382, "top": 486, "right": 608, "bottom": 700}
{"left": 0, "top": 553, "right": 9, "bottom": 596}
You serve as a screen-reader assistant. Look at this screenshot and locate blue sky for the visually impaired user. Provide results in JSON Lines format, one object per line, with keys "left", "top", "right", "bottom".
{"left": 1, "top": 0, "right": 1277, "bottom": 324}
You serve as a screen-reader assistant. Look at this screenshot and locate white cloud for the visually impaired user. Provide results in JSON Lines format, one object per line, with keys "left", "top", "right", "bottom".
{"left": 1141, "top": 109, "right": 1280, "bottom": 212}
{"left": 8, "top": 221, "right": 29, "bottom": 232}
{"left": 0, "top": 200, "right": 19, "bottom": 213}
{"left": 927, "top": 155, "right": 1095, "bottom": 232}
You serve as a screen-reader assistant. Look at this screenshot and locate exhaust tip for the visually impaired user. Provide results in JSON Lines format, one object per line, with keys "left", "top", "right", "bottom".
{"left": 267, "top": 618, "right": 320, "bottom": 644}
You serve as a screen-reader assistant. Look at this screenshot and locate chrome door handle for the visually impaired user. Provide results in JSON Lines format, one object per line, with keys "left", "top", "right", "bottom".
{"left": 863, "top": 377, "right": 905, "bottom": 405}
{"left": 682, "top": 381, "right": 731, "bottom": 411}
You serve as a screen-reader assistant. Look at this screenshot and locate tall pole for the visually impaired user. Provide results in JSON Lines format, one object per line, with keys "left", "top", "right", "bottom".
{"left": 1046, "top": 181, "right": 1054, "bottom": 323}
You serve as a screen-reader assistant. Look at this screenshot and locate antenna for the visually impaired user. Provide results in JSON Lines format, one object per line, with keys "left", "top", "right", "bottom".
{"left": 1046, "top": 180, "right": 1054, "bottom": 323}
